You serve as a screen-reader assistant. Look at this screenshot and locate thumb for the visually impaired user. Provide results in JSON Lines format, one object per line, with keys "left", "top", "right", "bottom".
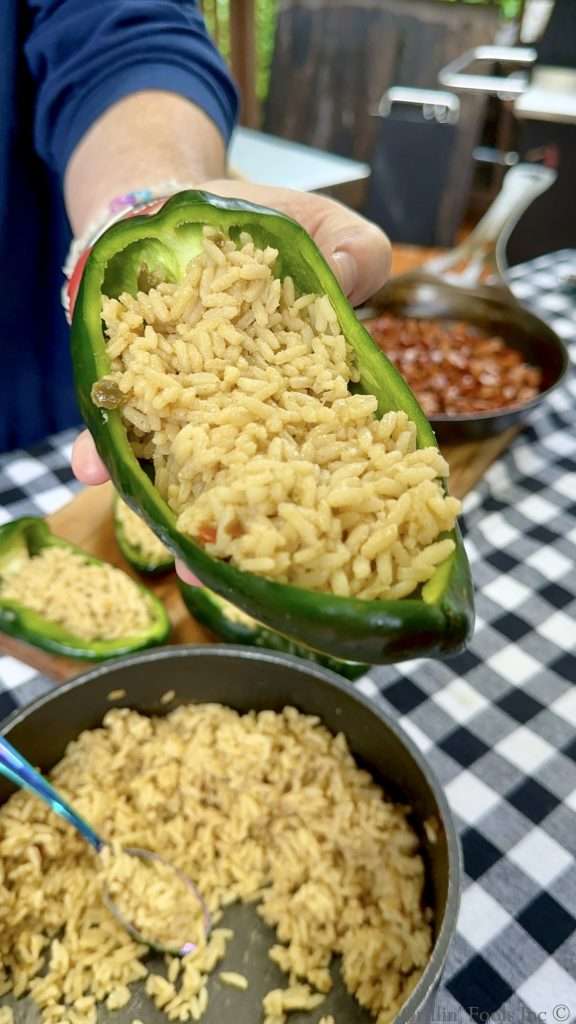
{"left": 312, "top": 205, "right": 391, "bottom": 307}
{"left": 176, "top": 559, "right": 202, "bottom": 587}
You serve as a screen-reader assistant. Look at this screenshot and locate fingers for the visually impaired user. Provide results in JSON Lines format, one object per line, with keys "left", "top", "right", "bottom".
{"left": 71, "top": 437, "right": 201, "bottom": 589}
{"left": 194, "top": 181, "right": 390, "bottom": 307}
{"left": 71, "top": 430, "right": 110, "bottom": 485}
{"left": 313, "top": 206, "right": 391, "bottom": 307}
{"left": 175, "top": 559, "right": 202, "bottom": 587}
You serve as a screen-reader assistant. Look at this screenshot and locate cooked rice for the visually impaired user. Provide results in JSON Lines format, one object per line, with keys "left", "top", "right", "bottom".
{"left": 116, "top": 496, "right": 172, "bottom": 567}
{"left": 264, "top": 985, "right": 325, "bottom": 1017}
{"left": 0, "top": 546, "right": 154, "bottom": 641}
{"left": 219, "top": 971, "right": 248, "bottom": 990}
{"left": 99, "top": 228, "right": 460, "bottom": 601}
{"left": 0, "top": 705, "right": 432, "bottom": 1023}
{"left": 99, "top": 843, "right": 205, "bottom": 951}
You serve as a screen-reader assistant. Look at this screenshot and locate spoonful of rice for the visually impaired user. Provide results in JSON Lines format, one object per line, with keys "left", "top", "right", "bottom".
{"left": 0, "top": 735, "right": 211, "bottom": 954}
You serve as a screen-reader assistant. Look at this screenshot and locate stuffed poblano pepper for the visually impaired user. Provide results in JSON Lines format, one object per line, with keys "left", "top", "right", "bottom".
{"left": 114, "top": 493, "right": 174, "bottom": 575}
{"left": 71, "top": 190, "right": 474, "bottom": 665}
{"left": 179, "top": 582, "right": 368, "bottom": 681}
{"left": 0, "top": 518, "right": 170, "bottom": 659}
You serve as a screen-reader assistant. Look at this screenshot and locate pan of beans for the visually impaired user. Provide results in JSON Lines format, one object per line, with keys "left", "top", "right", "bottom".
{"left": 358, "top": 165, "right": 570, "bottom": 443}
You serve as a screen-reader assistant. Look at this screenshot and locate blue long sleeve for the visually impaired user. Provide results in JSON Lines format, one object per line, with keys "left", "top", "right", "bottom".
{"left": 0, "top": 0, "right": 238, "bottom": 451}
{"left": 25, "top": 0, "right": 238, "bottom": 179}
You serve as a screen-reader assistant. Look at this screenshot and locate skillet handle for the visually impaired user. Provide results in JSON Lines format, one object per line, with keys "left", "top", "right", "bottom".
{"left": 0, "top": 736, "right": 103, "bottom": 851}
{"left": 424, "top": 164, "right": 557, "bottom": 287}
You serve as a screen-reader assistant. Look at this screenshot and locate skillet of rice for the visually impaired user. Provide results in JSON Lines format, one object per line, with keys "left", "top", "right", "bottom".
{"left": 0, "top": 703, "right": 433, "bottom": 1024}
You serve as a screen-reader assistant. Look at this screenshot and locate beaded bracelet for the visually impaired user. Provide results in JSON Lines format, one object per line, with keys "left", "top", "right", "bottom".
{"left": 62, "top": 181, "right": 197, "bottom": 322}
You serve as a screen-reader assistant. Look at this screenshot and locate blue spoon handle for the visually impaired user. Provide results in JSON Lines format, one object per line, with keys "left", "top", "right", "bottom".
{"left": 0, "top": 736, "right": 103, "bottom": 851}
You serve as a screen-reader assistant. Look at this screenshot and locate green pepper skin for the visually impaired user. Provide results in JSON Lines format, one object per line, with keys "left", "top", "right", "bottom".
{"left": 0, "top": 518, "right": 171, "bottom": 659}
{"left": 179, "top": 583, "right": 368, "bottom": 681}
{"left": 113, "top": 495, "right": 174, "bottom": 576}
{"left": 71, "top": 190, "right": 474, "bottom": 665}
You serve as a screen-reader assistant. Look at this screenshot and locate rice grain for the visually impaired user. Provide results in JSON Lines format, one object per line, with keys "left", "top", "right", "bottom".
{"left": 219, "top": 971, "right": 249, "bottom": 991}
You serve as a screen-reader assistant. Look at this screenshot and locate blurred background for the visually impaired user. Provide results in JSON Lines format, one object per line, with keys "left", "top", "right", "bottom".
{"left": 200, "top": 0, "right": 575, "bottom": 264}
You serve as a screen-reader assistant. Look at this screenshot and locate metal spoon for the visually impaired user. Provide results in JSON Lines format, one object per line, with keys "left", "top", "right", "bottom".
{"left": 0, "top": 735, "right": 211, "bottom": 955}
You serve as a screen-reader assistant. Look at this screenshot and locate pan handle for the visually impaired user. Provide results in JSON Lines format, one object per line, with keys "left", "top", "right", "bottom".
{"left": 424, "top": 163, "right": 557, "bottom": 286}
{"left": 438, "top": 45, "right": 536, "bottom": 97}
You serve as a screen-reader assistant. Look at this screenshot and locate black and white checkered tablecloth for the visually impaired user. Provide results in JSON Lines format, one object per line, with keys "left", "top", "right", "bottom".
{"left": 1, "top": 251, "right": 575, "bottom": 1023}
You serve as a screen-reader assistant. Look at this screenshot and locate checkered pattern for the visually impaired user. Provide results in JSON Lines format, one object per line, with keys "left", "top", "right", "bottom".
{"left": 1, "top": 252, "right": 575, "bottom": 1023}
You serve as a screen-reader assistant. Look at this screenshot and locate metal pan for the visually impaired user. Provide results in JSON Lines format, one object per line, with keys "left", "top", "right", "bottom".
{"left": 358, "top": 164, "right": 570, "bottom": 444}
{"left": 0, "top": 645, "right": 461, "bottom": 1024}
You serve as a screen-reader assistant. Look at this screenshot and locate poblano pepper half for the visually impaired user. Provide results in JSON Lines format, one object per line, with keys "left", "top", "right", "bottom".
{"left": 0, "top": 518, "right": 170, "bottom": 659}
{"left": 179, "top": 582, "right": 368, "bottom": 681}
{"left": 71, "top": 190, "right": 474, "bottom": 664}
{"left": 113, "top": 494, "right": 175, "bottom": 575}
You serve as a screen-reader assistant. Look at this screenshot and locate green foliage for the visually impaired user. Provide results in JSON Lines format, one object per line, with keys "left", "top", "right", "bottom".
{"left": 202, "top": 0, "right": 279, "bottom": 101}
{"left": 255, "top": 0, "right": 280, "bottom": 100}
{"left": 439, "top": 0, "right": 521, "bottom": 13}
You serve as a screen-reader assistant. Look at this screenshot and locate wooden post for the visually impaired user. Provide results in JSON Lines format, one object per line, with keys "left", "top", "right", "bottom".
{"left": 229, "top": 0, "right": 259, "bottom": 128}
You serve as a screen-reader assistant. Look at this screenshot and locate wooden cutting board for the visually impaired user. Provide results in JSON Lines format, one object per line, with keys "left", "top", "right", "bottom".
{"left": 0, "top": 427, "right": 518, "bottom": 682}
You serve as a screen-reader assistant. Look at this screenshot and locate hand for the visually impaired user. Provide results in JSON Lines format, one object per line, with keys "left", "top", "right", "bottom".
{"left": 71, "top": 181, "right": 391, "bottom": 581}
{"left": 189, "top": 181, "right": 391, "bottom": 309}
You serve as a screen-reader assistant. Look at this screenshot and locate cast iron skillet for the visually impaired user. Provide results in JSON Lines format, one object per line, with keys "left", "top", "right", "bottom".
{"left": 358, "top": 164, "right": 570, "bottom": 445}
{"left": 0, "top": 645, "right": 461, "bottom": 1024}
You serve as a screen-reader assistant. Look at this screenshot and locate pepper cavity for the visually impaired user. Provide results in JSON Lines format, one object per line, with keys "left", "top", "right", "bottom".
{"left": 137, "top": 262, "right": 167, "bottom": 292}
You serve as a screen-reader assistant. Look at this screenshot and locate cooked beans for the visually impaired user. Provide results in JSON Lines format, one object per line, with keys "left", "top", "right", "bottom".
{"left": 366, "top": 314, "right": 543, "bottom": 416}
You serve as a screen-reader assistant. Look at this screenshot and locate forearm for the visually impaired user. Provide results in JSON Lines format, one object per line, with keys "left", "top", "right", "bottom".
{"left": 64, "top": 91, "right": 227, "bottom": 237}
